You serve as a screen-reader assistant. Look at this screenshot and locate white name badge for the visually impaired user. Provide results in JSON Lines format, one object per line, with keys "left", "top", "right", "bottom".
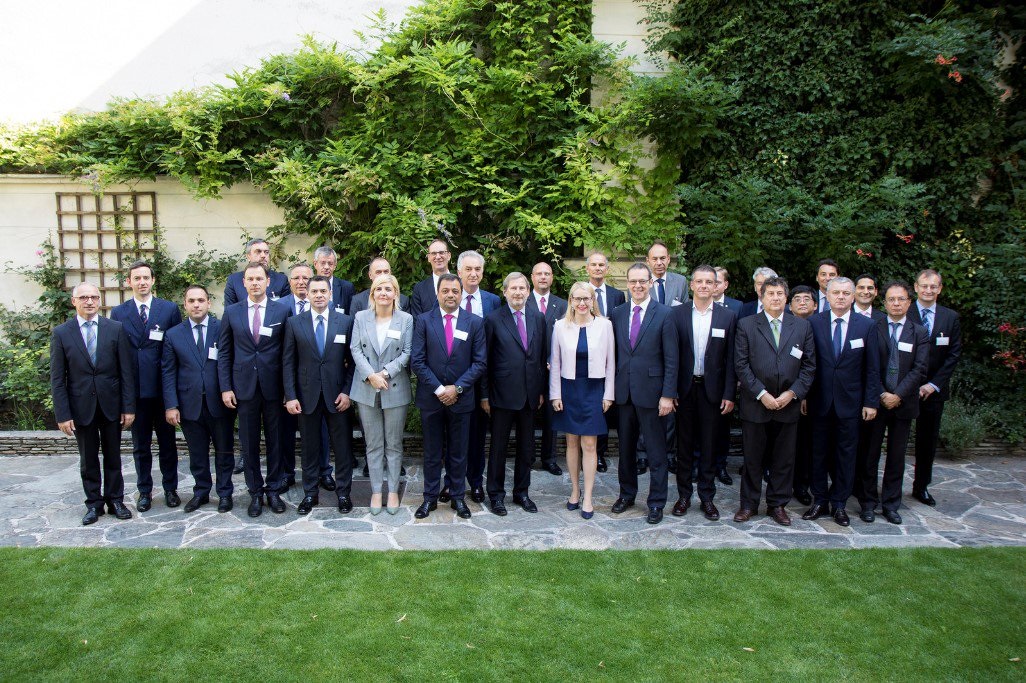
{"left": 208, "top": 347, "right": 219, "bottom": 360}
{"left": 148, "top": 330, "right": 164, "bottom": 341}
{"left": 386, "top": 329, "right": 402, "bottom": 339}
{"left": 898, "top": 341, "right": 914, "bottom": 353}
{"left": 453, "top": 329, "right": 469, "bottom": 342}
{"left": 711, "top": 328, "right": 726, "bottom": 338}
{"left": 936, "top": 336, "right": 950, "bottom": 346}
{"left": 335, "top": 306, "right": 346, "bottom": 314}
{"left": 850, "top": 338, "right": 864, "bottom": 350}
{"left": 790, "top": 346, "right": 803, "bottom": 359}
{"left": 333, "top": 334, "right": 346, "bottom": 344}
{"left": 259, "top": 326, "right": 273, "bottom": 337}
{"left": 671, "top": 300, "right": 683, "bottom": 307}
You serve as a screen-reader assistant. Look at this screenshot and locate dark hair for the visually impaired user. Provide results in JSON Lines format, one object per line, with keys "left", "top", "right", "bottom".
{"left": 245, "top": 238, "right": 268, "bottom": 251}
{"left": 854, "top": 273, "right": 877, "bottom": 288}
{"left": 184, "top": 284, "right": 209, "bottom": 298}
{"left": 691, "top": 264, "right": 717, "bottom": 280}
{"left": 437, "top": 273, "right": 462, "bottom": 291}
{"left": 626, "top": 262, "right": 652, "bottom": 280}
{"left": 243, "top": 261, "right": 269, "bottom": 277}
{"left": 882, "top": 279, "right": 912, "bottom": 299}
{"left": 127, "top": 259, "right": 153, "bottom": 278}
{"left": 761, "top": 275, "right": 789, "bottom": 298}
{"left": 816, "top": 258, "right": 839, "bottom": 271}
{"left": 789, "top": 284, "right": 814, "bottom": 301}
{"left": 308, "top": 275, "right": 331, "bottom": 289}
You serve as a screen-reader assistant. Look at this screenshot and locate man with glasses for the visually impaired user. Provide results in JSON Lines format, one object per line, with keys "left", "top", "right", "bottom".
{"left": 586, "top": 252, "right": 625, "bottom": 473}
{"left": 312, "top": 246, "right": 355, "bottom": 315}
{"left": 410, "top": 239, "right": 453, "bottom": 317}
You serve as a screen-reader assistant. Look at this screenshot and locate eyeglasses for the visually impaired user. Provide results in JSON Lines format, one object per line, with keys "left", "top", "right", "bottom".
{"left": 428, "top": 250, "right": 449, "bottom": 257}
{"left": 885, "top": 296, "right": 909, "bottom": 303}
{"left": 75, "top": 295, "right": 100, "bottom": 301}
{"left": 571, "top": 297, "right": 593, "bottom": 304}
{"left": 626, "top": 279, "right": 649, "bottom": 286}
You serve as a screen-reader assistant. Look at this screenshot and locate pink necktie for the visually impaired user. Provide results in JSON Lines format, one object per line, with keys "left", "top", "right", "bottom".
{"left": 629, "top": 305, "right": 642, "bottom": 348}
{"left": 515, "top": 310, "right": 528, "bottom": 350}
{"left": 251, "top": 304, "right": 261, "bottom": 344}
{"left": 540, "top": 296, "right": 547, "bottom": 314}
{"left": 465, "top": 294, "right": 474, "bottom": 314}
{"left": 444, "top": 314, "right": 454, "bottom": 356}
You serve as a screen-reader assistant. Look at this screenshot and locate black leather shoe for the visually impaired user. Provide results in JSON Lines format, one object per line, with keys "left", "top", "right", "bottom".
{"left": 671, "top": 498, "right": 690, "bottom": 517}
{"left": 233, "top": 458, "right": 244, "bottom": 475}
{"left": 362, "top": 462, "right": 370, "bottom": 477}
{"left": 513, "top": 496, "right": 538, "bottom": 513}
{"left": 266, "top": 491, "right": 287, "bottom": 513}
{"left": 319, "top": 475, "right": 336, "bottom": 491}
{"left": 137, "top": 493, "right": 152, "bottom": 512}
{"left": 400, "top": 465, "right": 407, "bottom": 476}
{"left": 912, "top": 489, "right": 937, "bottom": 506}
{"left": 414, "top": 500, "right": 436, "bottom": 519}
{"left": 184, "top": 495, "right": 209, "bottom": 513}
{"left": 883, "top": 509, "right": 903, "bottom": 525}
{"left": 278, "top": 475, "right": 296, "bottom": 493}
{"left": 637, "top": 458, "right": 649, "bottom": 475}
{"left": 859, "top": 508, "right": 875, "bottom": 523}
{"left": 217, "top": 496, "right": 233, "bottom": 513}
{"left": 451, "top": 499, "right": 472, "bottom": 519}
{"left": 438, "top": 486, "right": 451, "bottom": 503}
{"left": 544, "top": 462, "right": 562, "bottom": 476}
{"left": 666, "top": 456, "right": 678, "bottom": 474}
{"left": 646, "top": 507, "right": 663, "bottom": 524}
{"left": 794, "top": 489, "right": 813, "bottom": 506}
{"left": 611, "top": 497, "right": 635, "bottom": 514}
{"left": 596, "top": 456, "right": 608, "bottom": 473}
{"left": 110, "top": 501, "right": 132, "bottom": 520}
{"left": 470, "top": 486, "right": 485, "bottom": 504}
{"left": 82, "top": 507, "right": 100, "bottom": 525}
{"left": 700, "top": 500, "right": 720, "bottom": 521}
{"left": 297, "top": 496, "right": 318, "bottom": 515}
{"left": 337, "top": 496, "right": 353, "bottom": 513}
{"left": 716, "top": 469, "right": 734, "bottom": 486}
{"left": 248, "top": 495, "right": 262, "bottom": 517}
{"left": 490, "top": 500, "right": 508, "bottom": 516}
{"left": 802, "top": 503, "right": 830, "bottom": 520}
{"left": 833, "top": 508, "right": 851, "bottom": 527}
{"left": 165, "top": 490, "right": 181, "bottom": 508}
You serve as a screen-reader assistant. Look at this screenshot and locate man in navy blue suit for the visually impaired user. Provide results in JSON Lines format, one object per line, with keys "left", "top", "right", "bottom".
{"left": 481, "top": 272, "right": 547, "bottom": 515}
{"left": 218, "top": 261, "right": 291, "bottom": 518}
{"left": 609, "top": 263, "right": 679, "bottom": 525}
{"left": 161, "top": 285, "right": 236, "bottom": 513}
{"left": 711, "top": 266, "right": 742, "bottom": 484}
{"left": 276, "top": 263, "right": 314, "bottom": 493}
{"left": 51, "top": 282, "right": 136, "bottom": 525}
{"left": 223, "top": 238, "right": 290, "bottom": 306}
{"left": 713, "top": 267, "right": 743, "bottom": 317}
{"left": 587, "top": 252, "right": 625, "bottom": 473}
{"left": 411, "top": 274, "right": 487, "bottom": 520}
{"left": 803, "top": 276, "right": 880, "bottom": 526}
{"left": 409, "top": 239, "right": 453, "bottom": 318}
{"left": 283, "top": 276, "right": 356, "bottom": 515}
{"left": 312, "top": 245, "right": 356, "bottom": 315}
{"left": 110, "top": 260, "right": 182, "bottom": 512}
{"left": 526, "top": 261, "right": 567, "bottom": 475}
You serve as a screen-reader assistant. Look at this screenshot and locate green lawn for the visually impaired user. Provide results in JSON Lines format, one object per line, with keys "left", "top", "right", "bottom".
{"left": 2, "top": 547, "right": 1023, "bottom": 681}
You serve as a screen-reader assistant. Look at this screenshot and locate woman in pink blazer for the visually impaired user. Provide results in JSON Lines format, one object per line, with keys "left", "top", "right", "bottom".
{"left": 550, "top": 282, "right": 615, "bottom": 519}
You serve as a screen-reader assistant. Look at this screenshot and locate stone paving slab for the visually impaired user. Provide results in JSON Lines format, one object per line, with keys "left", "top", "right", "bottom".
{"left": 0, "top": 453, "right": 1023, "bottom": 550}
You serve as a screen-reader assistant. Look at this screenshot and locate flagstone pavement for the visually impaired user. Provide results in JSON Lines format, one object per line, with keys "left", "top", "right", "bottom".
{"left": 1, "top": 453, "right": 1024, "bottom": 551}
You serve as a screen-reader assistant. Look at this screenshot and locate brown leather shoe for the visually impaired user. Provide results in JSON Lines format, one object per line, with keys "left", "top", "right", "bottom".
{"left": 671, "top": 498, "right": 690, "bottom": 517}
{"left": 768, "top": 505, "right": 791, "bottom": 526}
{"left": 733, "top": 507, "right": 755, "bottom": 523}
{"left": 700, "top": 501, "right": 720, "bottom": 521}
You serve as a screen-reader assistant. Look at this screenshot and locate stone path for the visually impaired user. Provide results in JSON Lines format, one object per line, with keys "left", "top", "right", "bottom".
{"left": 1, "top": 454, "right": 1024, "bottom": 550}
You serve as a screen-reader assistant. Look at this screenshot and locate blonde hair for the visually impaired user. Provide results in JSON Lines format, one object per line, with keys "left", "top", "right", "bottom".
{"left": 563, "top": 281, "right": 601, "bottom": 323}
{"left": 370, "top": 273, "right": 401, "bottom": 314}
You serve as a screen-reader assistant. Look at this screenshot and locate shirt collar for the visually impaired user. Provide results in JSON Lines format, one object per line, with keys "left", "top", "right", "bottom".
{"left": 831, "top": 309, "right": 852, "bottom": 324}
{"left": 77, "top": 314, "right": 97, "bottom": 326}
{"left": 918, "top": 302, "right": 936, "bottom": 315}
{"left": 440, "top": 307, "right": 460, "bottom": 321}
{"left": 191, "top": 316, "right": 209, "bottom": 328}
{"left": 630, "top": 296, "right": 651, "bottom": 313}
{"left": 889, "top": 316, "right": 907, "bottom": 326}
{"left": 134, "top": 295, "right": 153, "bottom": 310}
{"left": 763, "top": 310, "right": 783, "bottom": 324}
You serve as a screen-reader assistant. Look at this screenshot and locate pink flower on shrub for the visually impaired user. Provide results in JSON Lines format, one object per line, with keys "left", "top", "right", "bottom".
{"left": 896, "top": 234, "right": 914, "bottom": 244}
{"left": 855, "top": 248, "right": 873, "bottom": 259}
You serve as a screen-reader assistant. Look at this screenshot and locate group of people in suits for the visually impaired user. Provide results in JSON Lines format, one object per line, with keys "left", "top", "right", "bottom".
{"left": 51, "top": 236, "right": 960, "bottom": 529}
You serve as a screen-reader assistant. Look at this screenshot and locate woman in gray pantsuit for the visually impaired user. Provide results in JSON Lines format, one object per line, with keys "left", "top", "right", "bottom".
{"left": 350, "top": 274, "right": 413, "bottom": 514}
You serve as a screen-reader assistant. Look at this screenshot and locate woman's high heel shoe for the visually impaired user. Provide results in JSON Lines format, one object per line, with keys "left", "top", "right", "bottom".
{"left": 566, "top": 500, "right": 580, "bottom": 511}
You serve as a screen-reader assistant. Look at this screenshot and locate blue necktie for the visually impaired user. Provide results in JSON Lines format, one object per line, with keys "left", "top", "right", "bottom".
{"left": 657, "top": 278, "right": 665, "bottom": 304}
{"left": 85, "top": 321, "right": 97, "bottom": 364}
{"left": 195, "top": 323, "right": 205, "bottom": 355}
{"left": 921, "top": 308, "right": 933, "bottom": 335}
{"left": 886, "top": 322, "right": 900, "bottom": 391}
{"left": 140, "top": 304, "right": 148, "bottom": 326}
{"left": 833, "top": 317, "right": 843, "bottom": 358}
{"left": 315, "top": 315, "right": 326, "bottom": 357}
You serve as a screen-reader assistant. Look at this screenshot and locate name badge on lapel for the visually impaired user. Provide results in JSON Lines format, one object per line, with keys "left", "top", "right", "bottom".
{"left": 208, "top": 347, "right": 219, "bottom": 360}
{"left": 386, "top": 329, "right": 402, "bottom": 339}
{"left": 849, "top": 338, "right": 864, "bottom": 350}
{"left": 259, "top": 326, "right": 273, "bottom": 337}
{"left": 335, "top": 306, "right": 346, "bottom": 314}
{"left": 334, "top": 334, "right": 346, "bottom": 344}
{"left": 898, "top": 342, "right": 913, "bottom": 353}
{"left": 711, "top": 328, "right": 726, "bottom": 339}
{"left": 148, "top": 326, "right": 164, "bottom": 341}
{"left": 936, "top": 335, "right": 950, "bottom": 346}
{"left": 453, "top": 329, "right": 469, "bottom": 342}
{"left": 790, "top": 346, "right": 803, "bottom": 359}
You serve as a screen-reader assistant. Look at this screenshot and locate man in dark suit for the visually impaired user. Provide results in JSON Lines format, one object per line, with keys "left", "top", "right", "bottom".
{"left": 670, "top": 266, "right": 736, "bottom": 520}
{"left": 276, "top": 263, "right": 314, "bottom": 493}
{"left": 312, "top": 245, "right": 356, "bottom": 315}
{"left": 858, "top": 280, "right": 930, "bottom": 524}
{"left": 906, "top": 268, "right": 962, "bottom": 506}
{"left": 850, "top": 273, "right": 886, "bottom": 505}
{"left": 411, "top": 274, "right": 487, "bottom": 520}
{"left": 161, "top": 285, "right": 236, "bottom": 513}
{"left": 787, "top": 285, "right": 818, "bottom": 505}
{"left": 526, "top": 261, "right": 567, "bottom": 475}
{"left": 853, "top": 273, "right": 880, "bottom": 320}
{"left": 711, "top": 266, "right": 742, "bottom": 485}
{"left": 223, "top": 238, "right": 290, "bottom": 306}
{"left": 283, "top": 276, "right": 357, "bottom": 515}
{"left": 109, "top": 260, "right": 182, "bottom": 511}
{"left": 733, "top": 276, "right": 816, "bottom": 526}
{"left": 739, "top": 267, "right": 779, "bottom": 319}
{"left": 713, "top": 267, "right": 743, "bottom": 317}
{"left": 814, "top": 259, "right": 840, "bottom": 314}
{"left": 50, "top": 282, "right": 136, "bottom": 525}
{"left": 481, "top": 272, "right": 548, "bottom": 515}
{"left": 218, "top": 261, "right": 291, "bottom": 517}
{"left": 351, "top": 257, "right": 411, "bottom": 314}
{"left": 609, "top": 263, "right": 679, "bottom": 524}
{"left": 587, "top": 251, "right": 625, "bottom": 472}
{"left": 409, "top": 239, "right": 453, "bottom": 317}
{"left": 804, "top": 276, "right": 881, "bottom": 526}
{"left": 647, "top": 241, "right": 689, "bottom": 306}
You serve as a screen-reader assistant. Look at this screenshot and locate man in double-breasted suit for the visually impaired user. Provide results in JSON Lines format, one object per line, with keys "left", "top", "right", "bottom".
{"left": 526, "top": 261, "right": 567, "bottom": 475}
{"left": 409, "top": 239, "right": 453, "bottom": 318}
{"left": 51, "top": 283, "right": 136, "bottom": 525}
{"left": 218, "top": 262, "right": 291, "bottom": 518}
{"left": 804, "top": 276, "right": 880, "bottom": 526}
{"left": 109, "top": 260, "right": 182, "bottom": 511}
{"left": 858, "top": 280, "right": 930, "bottom": 524}
{"left": 670, "top": 266, "right": 736, "bottom": 521}
{"left": 609, "top": 263, "right": 679, "bottom": 525}
{"left": 734, "top": 276, "right": 816, "bottom": 526}
{"left": 161, "top": 285, "right": 236, "bottom": 513}
{"left": 906, "top": 268, "right": 962, "bottom": 506}
{"left": 223, "top": 238, "right": 290, "bottom": 306}
{"left": 481, "top": 272, "right": 548, "bottom": 515}
{"left": 283, "top": 276, "right": 356, "bottom": 515}
{"left": 411, "top": 274, "right": 487, "bottom": 520}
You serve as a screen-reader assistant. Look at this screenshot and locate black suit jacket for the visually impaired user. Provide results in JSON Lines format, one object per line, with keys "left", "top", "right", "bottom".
{"left": 223, "top": 269, "right": 290, "bottom": 307}
{"left": 282, "top": 309, "right": 356, "bottom": 414}
{"left": 50, "top": 317, "right": 136, "bottom": 424}
{"left": 906, "top": 303, "right": 962, "bottom": 400}
{"left": 595, "top": 283, "right": 625, "bottom": 317}
{"left": 610, "top": 300, "right": 679, "bottom": 408}
{"left": 481, "top": 305, "right": 548, "bottom": 410}
{"left": 876, "top": 318, "right": 931, "bottom": 419}
{"left": 671, "top": 302, "right": 737, "bottom": 404}
{"left": 735, "top": 313, "right": 816, "bottom": 423}
{"left": 328, "top": 277, "right": 356, "bottom": 315}
{"left": 109, "top": 296, "right": 181, "bottom": 400}
{"left": 525, "top": 292, "right": 568, "bottom": 336}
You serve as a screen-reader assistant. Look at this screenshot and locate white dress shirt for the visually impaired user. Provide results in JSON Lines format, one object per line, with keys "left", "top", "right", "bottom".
{"left": 461, "top": 290, "right": 483, "bottom": 317}
{"left": 691, "top": 303, "right": 714, "bottom": 376}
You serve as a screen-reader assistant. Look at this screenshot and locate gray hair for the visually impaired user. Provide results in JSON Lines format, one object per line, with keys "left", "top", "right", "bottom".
{"left": 457, "top": 250, "right": 485, "bottom": 271}
{"left": 244, "top": 238, "right": 268, "bottom": 254}
{"left": 752, "top": 266, "right": 778, "bottom": 281}
{"left": 827, "top": 276, "right": 855, "bottom": 293}
{"left": 502, "top": 271, "right": 529, "bottom": 290}
{"left": 72, "top": 282, "right": 99, "bottom": 297}
{"left": 313, "top": 246, "right": 336, "bottom": 261}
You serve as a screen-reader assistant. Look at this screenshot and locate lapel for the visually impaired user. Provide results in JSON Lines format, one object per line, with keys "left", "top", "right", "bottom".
{"left": 500, "top": 306, "right": 525, "bottom": 353}
{"left": 185, "top": 321, "right": 203, "bottom": 364}
{"left": 429, "top": 309, "right": 448, "bottom": 356}
{"left": 680, "top": 303, "right": 695, "bottom": 353}
{"left": 777, "top": 315, "right": 798, "bottom": 358}
{"left": 754, "top": 314, "right": 777, "bottom": 356}
{"left": 69, "top": 319, "right": 95, "bottom": 367}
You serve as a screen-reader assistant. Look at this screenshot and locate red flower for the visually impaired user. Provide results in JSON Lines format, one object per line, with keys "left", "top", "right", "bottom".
{"left": 948, "top": 71, "right": 963, "bottom": 83}
{"left": 998, "top": 322, "right": 1018, "bottom": 335}
{"left": 896, "top": 234, "right": 914, "bottom": 244}
{"left": 855, "top": 248, "right": 873, "bottom": 259}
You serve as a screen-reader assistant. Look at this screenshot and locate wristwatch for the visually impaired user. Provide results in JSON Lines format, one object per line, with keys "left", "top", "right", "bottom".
{"left": 455, "top": 385, "right": 464, "bottom": 395}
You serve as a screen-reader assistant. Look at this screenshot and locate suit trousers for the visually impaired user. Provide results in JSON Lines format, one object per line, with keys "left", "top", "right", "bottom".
{"left": 636, "top": 413, "right": 677, "bottom": 460}
{"left": 458, "top": 404, "right": 488, "bottom": 489}
{"left": 674, "top": 382, "right": 719, "bottom": 503}
{"left": 298, "top": 397, "right": 354, "bottom": 498}
{"left": 180, "top": 402, "right": 235, "bottom": 498}
{"left": 739, "top": 419, "right": 796, "bottom": 509}
{"left": 487, "top": 404, "right": 535, "bottom": 502}
{"left": 811, "top": 409, "right": 861, "bottom": 508}
{"left": 861, "top": 407, "right": 912, "bottom": 512}
{"left": 537, "top": 399, "right": 558, "bottom": 466}
{"left": 131, "top": 396, "right": 179, "bottom": 494}
{"left": 596, "top": 404, "right": 616, "bottom": 459}
{"left": 617, "top": 401, "right": 669, "bottom": 509}
{"left": 357, "top": 400, "right": 407, "bottom": 495}
{"left": 423, "top": 407, "right": 470, "bottom": 501}
{"left": 237, "top": 394, "right": 283, "bottom": 495}
{"left": 792, "top": 414, "right": 813, "bottom": 495}
{"left": 76, "top": 404, "right": 126, "bottom": 508}
{"left": 280, "top": 410, "right": 298, "bottom": 479}
{"left": 714, "top": 411, "right": 732, "bottom": 472}
{"left": 913, "top": 397, "right": 945, "bottom": 492}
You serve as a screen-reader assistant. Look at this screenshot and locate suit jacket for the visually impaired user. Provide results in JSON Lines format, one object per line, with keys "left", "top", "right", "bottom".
{"left": 610, "top": 300, "right": 679, "bottom": 408}
{"left": 216, "top": 298, "right": 290, "bottom": 401}
{"left": 740, "top": 300, "right": 791, "bottom": 319}
{"left": 50, "top": 316, "right": 136, "bottom": 424}
{"left": 282, "top": 309, "right": 355, "bottom": 414}
{"left": 223, "top": 269, "right": 290, "bottom": 307}
{"left": 160, "top": 317, "right": 230, "bottom": 421}
{"left": 671, "top": 302, "right": 737, "bottom": 404}
{"left": 464, "top": 288, "right": 500, "bottom": 318}
{"left": 410, "top": 275, "right": 444, "bottom": 318}
{"left": 718, "top": 296, "right": 743, "bottom": 318}
{"left": 277, "top": 294, "right": 310, "bottom": 318}
{"left": 481, "top": 305, "right": 548, "bottom": 410}
{"left": 876, "top": 318, "right": 930, "bottom": 419}
{"left": 350, "top": 289, "right": 411, "bottom": 315}
{"left": 109, "top": 297, "right": 181, "bottom": 399}
{"left": 411, "top": 309, "right": 486, "bottom": 413}
{"left": 525, "top": 292, "right": 568, "bottom": 335}
{"left": 653, "top": 271, "right": 689, "bottom": 306}
{"left": 735, "top": 313, "right": 816, "bottom": 423}
{"left": 594, "top": 283, "right": 626, "bottom": 316}
{"left": 349, "top": 309, "right": 414, "bottom": 409}
{"left": 808, "top": 310, "right": 881, "bottom": 418}
{"left": 906, "top": 303, "right": 962, "bottom": 400}
{"left": 327, "top": 277, "right": 356, "bottom": 315}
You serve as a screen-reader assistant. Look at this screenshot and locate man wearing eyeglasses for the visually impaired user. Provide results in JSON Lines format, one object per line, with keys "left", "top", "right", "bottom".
{"left": 410, "top": 239, "right": 453, "bottom": 317}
